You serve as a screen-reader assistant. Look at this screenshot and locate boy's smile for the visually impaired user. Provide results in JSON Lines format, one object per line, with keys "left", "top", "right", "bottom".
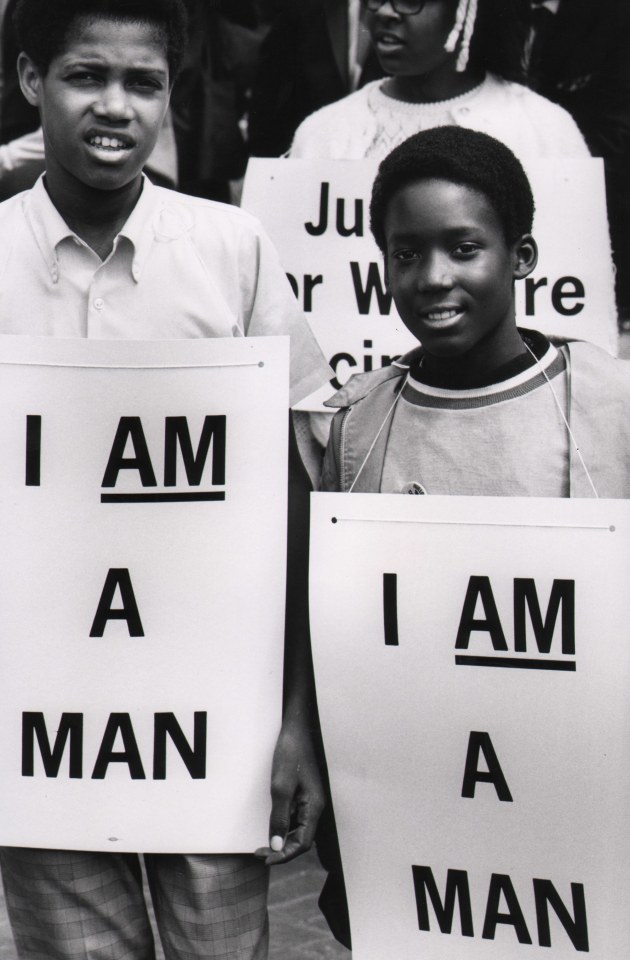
{"left": 384, "top": 178, "right": 537, "bottom": 378}
{"left": 19, "top": 17, "right": 170, "bottom": 197}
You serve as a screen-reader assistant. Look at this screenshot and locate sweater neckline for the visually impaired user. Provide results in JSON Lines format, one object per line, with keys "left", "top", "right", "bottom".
{"left": 371, "top": 75, "right": 489, "bottom": 113}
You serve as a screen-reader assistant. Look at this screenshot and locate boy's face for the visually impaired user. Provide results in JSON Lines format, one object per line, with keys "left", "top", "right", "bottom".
{"left": 19, "top": 16, "right": 171, "bottom": 195}
{"left": 383, "top": 178, "right": 536, "bottom": 365}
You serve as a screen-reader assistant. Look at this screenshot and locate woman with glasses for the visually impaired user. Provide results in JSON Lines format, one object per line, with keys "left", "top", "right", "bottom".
{"left": 289, "top": 0, "right": 588, "bottom": 163}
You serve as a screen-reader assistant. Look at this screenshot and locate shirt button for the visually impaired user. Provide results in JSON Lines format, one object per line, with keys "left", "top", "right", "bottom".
{"left": 94, "top": 298, "right": 104, "bottom": 310}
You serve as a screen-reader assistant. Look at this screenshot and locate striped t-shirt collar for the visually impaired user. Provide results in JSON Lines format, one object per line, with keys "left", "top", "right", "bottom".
{"left": 406, "top": 339, "right": 559, "bottom": 402}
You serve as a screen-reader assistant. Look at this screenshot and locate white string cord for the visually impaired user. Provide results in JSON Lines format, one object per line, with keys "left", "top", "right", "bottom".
{"left": 335, "top": 516, "right": 613, "bottom": 531}
{"left": 348, "top": 373, "right": 410, "bottom": 493}
{"left": 0, "top": 360, "right": 263, "bottom": 370}
{"left": 524, "top": 342, "right": 599, "bottom": 498}
{"left": 347, "top": 345, "right": 597, "bottom": 498}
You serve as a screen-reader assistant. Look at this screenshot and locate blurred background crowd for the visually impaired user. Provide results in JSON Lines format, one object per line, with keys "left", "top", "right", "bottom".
{"left": 0, "top": 0, "right": 628, "bottom": 327}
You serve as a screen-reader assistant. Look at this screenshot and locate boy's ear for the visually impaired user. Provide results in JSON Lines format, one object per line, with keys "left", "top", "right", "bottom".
{"left": 513, "top": 234, "right": 538, "bottom": 280}
{"left": 17, "top": 52, "right": 43, "bottom": 108}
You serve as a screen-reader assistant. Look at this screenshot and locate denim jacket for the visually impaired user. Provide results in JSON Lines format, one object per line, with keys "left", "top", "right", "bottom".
{"left": 321, "top": 340, "right": 630, "bottom": 499}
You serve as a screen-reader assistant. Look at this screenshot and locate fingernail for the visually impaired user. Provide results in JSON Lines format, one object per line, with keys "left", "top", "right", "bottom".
{"left": 270, "top": 835, "right": 284, "bottom": 852}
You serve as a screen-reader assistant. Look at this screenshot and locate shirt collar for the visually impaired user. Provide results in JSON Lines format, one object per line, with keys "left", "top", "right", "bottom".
{"left": 24, "top": 173, "right": 159, "bottom": 285}
{"left": 116, "top": 175, "right": 161, "bottom": 282}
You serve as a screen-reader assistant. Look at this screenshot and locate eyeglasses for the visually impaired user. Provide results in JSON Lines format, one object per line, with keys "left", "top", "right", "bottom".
{"left": 361, "top": 0, "right": 427, "bottom": 15}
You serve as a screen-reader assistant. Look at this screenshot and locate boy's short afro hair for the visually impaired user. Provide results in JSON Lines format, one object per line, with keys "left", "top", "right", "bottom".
{"left": 370, "top": 126, "right": 535, "bottom": 253}
{"left": 13, "top": 0, "right": 188, "bottom": 81}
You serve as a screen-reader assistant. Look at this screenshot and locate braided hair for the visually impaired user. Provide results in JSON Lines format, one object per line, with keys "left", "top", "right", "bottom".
{"left": 445, "top": 0, "right": 529, "bottom": 81}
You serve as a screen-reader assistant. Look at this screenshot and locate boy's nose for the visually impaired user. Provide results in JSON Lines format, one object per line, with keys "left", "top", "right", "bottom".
{"left": 419, "top": 254, "right": 455, "bottom": 290}
{"left": 94, "top": 83, "right": 133, "bottom": 121}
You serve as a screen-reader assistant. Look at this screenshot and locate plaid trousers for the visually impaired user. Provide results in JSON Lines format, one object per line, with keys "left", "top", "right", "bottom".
{"left": 0, "top": 848, "right": 269, "bottom": 960}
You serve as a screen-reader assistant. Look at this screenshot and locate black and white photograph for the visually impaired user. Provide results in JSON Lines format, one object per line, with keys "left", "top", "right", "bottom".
{"left": 0, "top": 1, "right": 629, "bottom": 957}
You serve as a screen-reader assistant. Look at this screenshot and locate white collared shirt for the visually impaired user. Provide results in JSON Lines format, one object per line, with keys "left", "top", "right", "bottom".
{"left": 0, "top": 176, "right": 330, "bottom": 406}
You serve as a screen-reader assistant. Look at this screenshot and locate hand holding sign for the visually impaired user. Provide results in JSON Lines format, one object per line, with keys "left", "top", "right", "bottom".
{"left": 256, "top": 713, "right": 325, "bottom": 865}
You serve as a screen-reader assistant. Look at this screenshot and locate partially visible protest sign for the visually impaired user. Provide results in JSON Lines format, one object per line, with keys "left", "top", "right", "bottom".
{"left": 243, "top": 158, "right": 617, "bottom": 409}
{"left": 309, "top": 493, "right": 630, "bottom": 959}
{"left": 0, "top": 336, "right": 289, "bottom": 853}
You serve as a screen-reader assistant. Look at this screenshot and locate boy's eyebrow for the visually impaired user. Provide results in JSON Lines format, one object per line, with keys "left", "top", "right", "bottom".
{"left": 387, "top": 224, "right": 486, "bottom": 243}
{"left": 59, "top": 55, "right": 168, "bottom": 75}
{"left": 125, "top": 65, "right": 170, "bottom": 78}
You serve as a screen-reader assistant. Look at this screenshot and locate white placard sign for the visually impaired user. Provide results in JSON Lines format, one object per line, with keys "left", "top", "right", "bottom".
{"left": 310, "top": 493, "right": 630, "bottom": 959}
{"left": 0, "top": 336, "right": 289, "bottom": 853}
{"left": 243, "top": 158, "right": 617, "bottom": 409}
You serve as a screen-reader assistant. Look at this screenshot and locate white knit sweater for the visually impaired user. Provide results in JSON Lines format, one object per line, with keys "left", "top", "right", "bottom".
{"left": 289, "top": 75, "right": 590, "bottom": 165}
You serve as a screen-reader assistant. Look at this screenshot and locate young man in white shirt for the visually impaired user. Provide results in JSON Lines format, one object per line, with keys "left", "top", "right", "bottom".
{"left": 0, "top": 1, "right": 330, "bottom": 957}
